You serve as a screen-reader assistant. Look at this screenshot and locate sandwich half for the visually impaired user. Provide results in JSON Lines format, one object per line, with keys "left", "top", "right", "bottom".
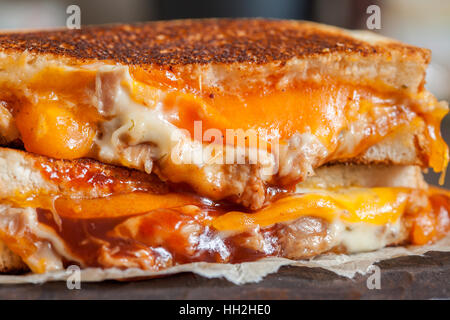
{"left": 0, "top": 19, "right": 449, "bottom": 276}
{"left": 0, "top": 147, "right": 448, "bottom": 273}
{"left": 0, "top": 19, "right": 447, "bottom": 209}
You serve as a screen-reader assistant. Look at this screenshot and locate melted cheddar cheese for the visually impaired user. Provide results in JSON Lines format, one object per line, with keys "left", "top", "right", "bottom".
{"left": 211, "top": 188, "right": 410, "bottom": 232}
{"left": 15, "top": 99, "right": 96, "bottom": 159}
{"left": 5, "top": 191, "right": 201, "bottom": 220}
{"left": 0, "top": 186, "right": 434, "bottom": 229}
{"left": 2, "top": 65, "right": 448, "bottom": 175}
{"left": 1, "top": 186, "right": 449, "bottom": 273}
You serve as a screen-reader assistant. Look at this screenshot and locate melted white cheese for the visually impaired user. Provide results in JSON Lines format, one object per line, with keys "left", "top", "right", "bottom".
{"left": 332, "top": 219, "right": 402, "bottom": 253}
{"left": 93, "top": 66, "right": 278, "bottom": 178}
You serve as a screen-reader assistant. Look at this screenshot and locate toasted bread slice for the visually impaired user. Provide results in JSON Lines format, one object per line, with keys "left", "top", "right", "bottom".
{"left": 0, "top": 147, "right": 167, "bottom": 202}
{"left": 0, "top": 19, "right": 447, "bottom": 209}
{"left": 0, "top": 147, "right": 427, "bottom": 202}
{"left": 0, "top": 19, "right": 431, "bottom": 93}
{"left": 296, "top": 164, "right": 427, "bottom": 190}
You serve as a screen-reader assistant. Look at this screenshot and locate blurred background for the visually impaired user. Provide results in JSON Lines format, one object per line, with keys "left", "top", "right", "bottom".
{"left": 0, "top": 0, "right": 449, "bottom": 186}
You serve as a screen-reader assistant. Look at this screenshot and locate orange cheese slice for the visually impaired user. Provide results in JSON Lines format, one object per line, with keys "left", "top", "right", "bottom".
{"left": 53, "top": 192, "right": 200, "bottom": 219}
{"left": 211, "top": 188, "right": 411, "bottom": 232}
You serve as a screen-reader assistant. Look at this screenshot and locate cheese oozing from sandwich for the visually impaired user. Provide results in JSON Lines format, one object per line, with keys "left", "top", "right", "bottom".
{"left": 0, "top": 54, "right": 448, "bottom": 209}
{"left": 0, "top": 19, "right": 449, "bottom": 278}
{"left": 0, "top": 181, "right": 448, "bottom": 273}
{"left": 0, "top": 146, "right": 448, "bottom": 273}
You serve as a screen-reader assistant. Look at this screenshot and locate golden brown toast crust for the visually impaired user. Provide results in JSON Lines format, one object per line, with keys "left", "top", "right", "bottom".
{"left": 0, "top": 147, "right": 169, "bottom": 201}
{"left": 0, "top": 19, "right": 430, "bottom": 67}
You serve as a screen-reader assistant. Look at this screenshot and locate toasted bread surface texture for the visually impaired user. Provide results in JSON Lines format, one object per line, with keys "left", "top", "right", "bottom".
{"left": 0, "top": 19, "right": 430, "bottom": 93}
{"left": 0, "top": 147, "right": 168, "bottom": 201}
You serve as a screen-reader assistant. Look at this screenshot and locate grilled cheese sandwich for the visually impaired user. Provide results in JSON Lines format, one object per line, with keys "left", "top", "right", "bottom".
{"left": 0, "top": 19, "right": 448, "bottom": 277}
{"left": 0, "top": 19, "right": 447, "bottom": 209}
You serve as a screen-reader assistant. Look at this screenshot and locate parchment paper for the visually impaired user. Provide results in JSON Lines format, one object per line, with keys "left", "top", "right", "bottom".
{"left": 1, "top": 235, "right": 449, "bottom": 285}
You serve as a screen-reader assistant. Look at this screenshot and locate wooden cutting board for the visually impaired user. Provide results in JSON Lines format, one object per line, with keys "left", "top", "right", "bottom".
{"left": 0, "top": 251, "right": 448, "bottom": 299}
